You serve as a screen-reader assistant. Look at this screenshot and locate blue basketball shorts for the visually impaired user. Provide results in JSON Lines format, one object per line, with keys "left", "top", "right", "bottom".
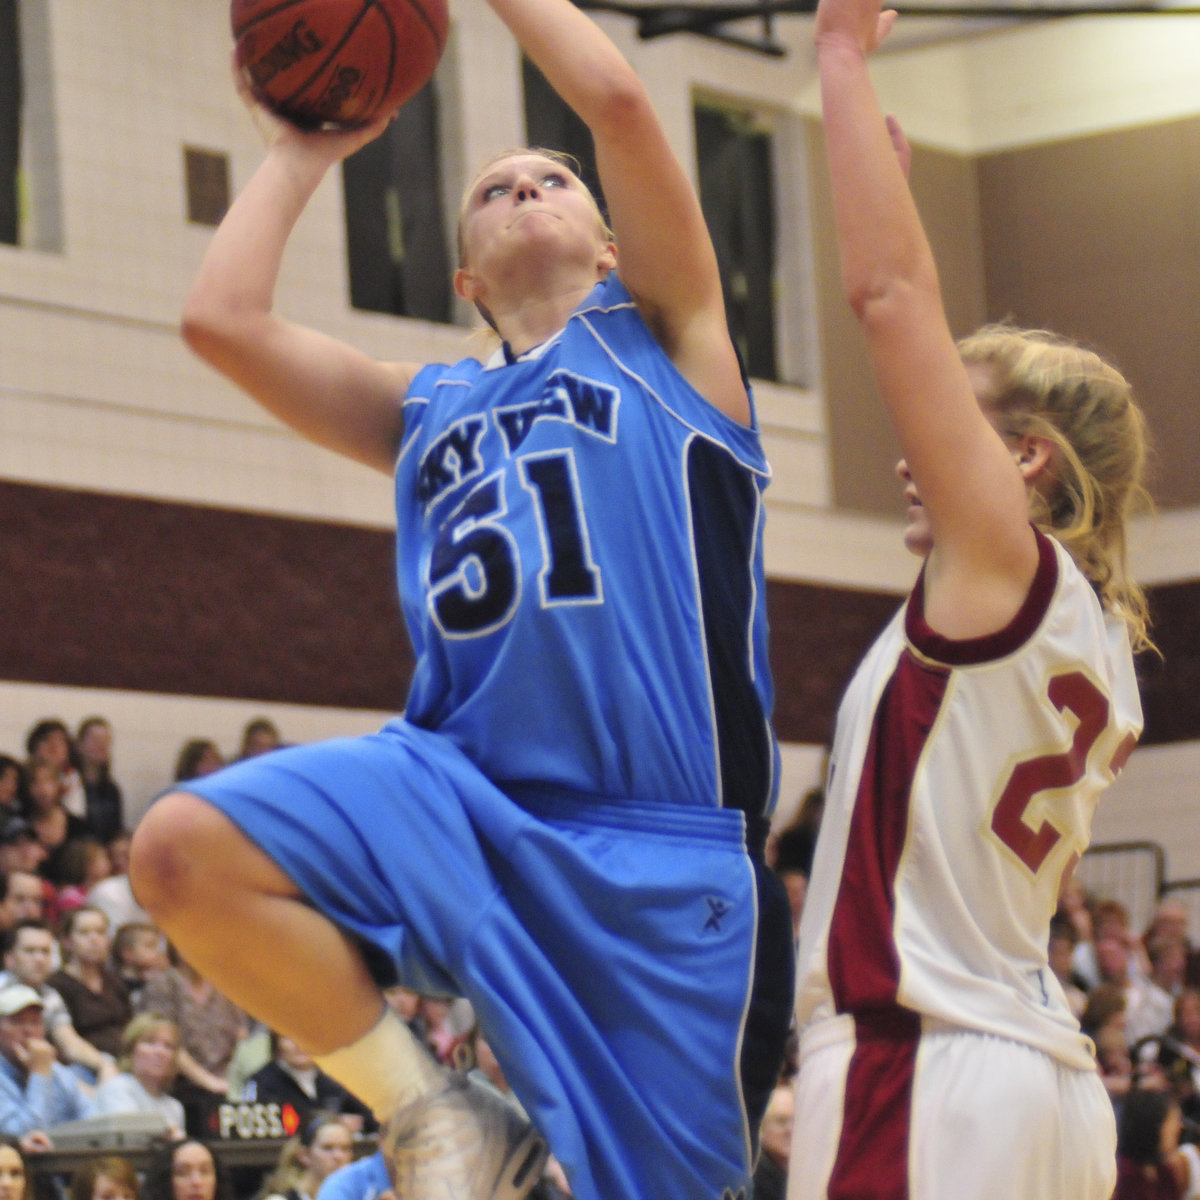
{"left": 179, "top": 718, "right": 794, "bottom": 1200}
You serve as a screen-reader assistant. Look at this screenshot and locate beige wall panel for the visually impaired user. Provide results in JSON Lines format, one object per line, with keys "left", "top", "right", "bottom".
{"left": 808, "top": 119, "right": 988, "bottom": 518}
{"left": 978, "top": 116, "right": 1200, "bottom": 509}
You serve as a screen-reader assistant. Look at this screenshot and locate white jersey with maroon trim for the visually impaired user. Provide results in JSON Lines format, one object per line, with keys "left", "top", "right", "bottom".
{"left": 795, "top": 530, "right": 1142, "bottom": 1070}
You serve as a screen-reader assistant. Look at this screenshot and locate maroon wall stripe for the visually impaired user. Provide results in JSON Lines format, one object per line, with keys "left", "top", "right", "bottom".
{"left": 766, "top": 577, "right": 902, "bottom": 747}
{"left": 0, "top": 480, "right": 412, "bottom": 711}
{"left": 1138, "top": 586, "right": 1200, "bottom": 745}
{"left": 0, "top": 480, "right": 1194, "bottom": 746}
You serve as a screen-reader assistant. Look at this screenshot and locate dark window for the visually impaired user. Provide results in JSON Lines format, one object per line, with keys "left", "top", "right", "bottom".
{"left": 694, "top": 103, "right": 778, "bottom": 382}
{"left": 184, "top": 147, "right": 230, "bottom": 227}
{"left": 521, "top": 59, "right": 605, "bottom": 219}
{"left": 341, "top": 80, "right": 451, "bottom": 322}
{"left": 0, "top": 0, "right": 21, "bottom": 246}
{"left": 518, "top": 72, "right": 778, "bottom": 382}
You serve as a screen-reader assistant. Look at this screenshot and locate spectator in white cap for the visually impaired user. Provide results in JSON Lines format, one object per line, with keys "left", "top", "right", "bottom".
{"left": 0, "top": 983, "right": 93, "bottom": 1152}
{"left": 0, "top": 922, "right": 117, "bottom": 1085}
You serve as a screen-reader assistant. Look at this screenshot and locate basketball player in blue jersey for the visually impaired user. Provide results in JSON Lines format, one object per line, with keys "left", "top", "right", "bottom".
{"left": 128, "top": 0, "right": 793, "bottom": 1196}
{"left": 789, "top": 0, "right": 1154, "bottom": 1197}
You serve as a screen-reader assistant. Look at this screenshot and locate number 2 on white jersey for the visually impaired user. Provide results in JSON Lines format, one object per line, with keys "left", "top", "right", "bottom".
{"left": 990, "top": 671, "right": 1136, "bottom": 875}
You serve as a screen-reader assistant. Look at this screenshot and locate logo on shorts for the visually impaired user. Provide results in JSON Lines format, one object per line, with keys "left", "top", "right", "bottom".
{"left": 721, "top": 1188, "right": 746, "bottom": 1200}
{"left": 704, "top": 896, "right": 731, "bottom": 933}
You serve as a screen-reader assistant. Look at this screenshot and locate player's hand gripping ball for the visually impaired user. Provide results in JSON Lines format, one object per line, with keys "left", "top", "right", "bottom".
{"left": 232, "top": 0, "right": 449, "bottom": 130}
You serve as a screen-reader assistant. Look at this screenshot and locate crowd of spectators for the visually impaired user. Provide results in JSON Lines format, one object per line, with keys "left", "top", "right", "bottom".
{"left": 1051, "top": 884, "right": 1200, "bottom": 1122}
{"left": 10, "top": 711, "right": 1200, "bottom": 1199}
{"left": 0, "top": 714, "right": 584, "bottom": 1199}
{"left": 1054, "top": 890, "right": 1200, "bottom": 1199}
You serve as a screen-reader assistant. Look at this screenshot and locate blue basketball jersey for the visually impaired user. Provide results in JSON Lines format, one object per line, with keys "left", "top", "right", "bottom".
{"left": 396, "top": 274, "right": 778, "bottom": 830}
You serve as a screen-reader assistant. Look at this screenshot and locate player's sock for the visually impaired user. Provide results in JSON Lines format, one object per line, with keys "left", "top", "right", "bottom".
{"left": 314, "top": 1006, "right": 443, "bottom": 1122}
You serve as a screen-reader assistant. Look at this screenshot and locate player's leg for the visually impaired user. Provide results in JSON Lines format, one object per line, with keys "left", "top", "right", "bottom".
{"left": 459, "top": 794, "right": 788, "bottom": 1200}
{"left": 911, "top": 1028, "right": 1116, "bottom": 1200}
{"left": 129, "top": 733, "right": 549, "bottom": 1200}
{"left": 788, "top": 1025, "right": 857, "bottom": 1200}
{"left": 1056, "top": 1058, "right": 1118, "bottom": 1200}
{"left": 129, "top": 791, "right": 440, "bottom": 1113}
{"left": 789, "top": 1012, "right": 922, "bottom": 1200}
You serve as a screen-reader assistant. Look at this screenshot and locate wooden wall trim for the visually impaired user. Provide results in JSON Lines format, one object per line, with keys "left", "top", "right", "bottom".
{"left": 0, "top": 480, "right": 411, "bottom": 712}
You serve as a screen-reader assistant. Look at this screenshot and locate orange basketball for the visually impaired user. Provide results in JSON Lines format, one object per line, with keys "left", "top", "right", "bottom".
{"left": 231, "top": 0, "right": 448, "bottom": 130}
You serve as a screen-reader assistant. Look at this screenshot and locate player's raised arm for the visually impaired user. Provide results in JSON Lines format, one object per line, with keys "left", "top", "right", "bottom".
{"left": 181, "top": 107, "right": 417, "bottom": 474}
{"left": 481, "top": 0, "right": 751, "bottom": 425}
{"left": 815, "top": 0, "right": 1041, "bottom": 633}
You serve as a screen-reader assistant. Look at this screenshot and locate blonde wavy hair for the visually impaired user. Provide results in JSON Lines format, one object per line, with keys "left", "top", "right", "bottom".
{"left": 958, "top": 324, "right": 1154, "bottom": 653}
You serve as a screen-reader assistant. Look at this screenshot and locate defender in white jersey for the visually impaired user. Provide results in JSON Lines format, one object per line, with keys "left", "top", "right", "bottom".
{"left": 792, "top": 0, "right": 1155, "bottom": 1196}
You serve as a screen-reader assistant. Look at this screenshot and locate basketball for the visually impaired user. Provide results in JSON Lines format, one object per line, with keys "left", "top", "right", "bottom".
{"left": 231, "top": 0, "right": 448, "bottom": 130}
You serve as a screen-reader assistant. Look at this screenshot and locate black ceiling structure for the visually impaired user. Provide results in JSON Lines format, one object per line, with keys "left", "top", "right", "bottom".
{"left": 572, "top": 0, "right": 1200, "bottom": 56}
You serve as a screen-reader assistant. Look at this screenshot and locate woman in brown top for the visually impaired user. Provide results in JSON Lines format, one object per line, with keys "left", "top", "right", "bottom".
{"left": 48, "top": 905, "right": 132, "bottom": 1063}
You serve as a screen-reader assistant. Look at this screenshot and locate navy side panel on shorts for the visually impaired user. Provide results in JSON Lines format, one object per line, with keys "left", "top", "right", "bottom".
{"left": 741, "top": 858, "right": 795, "bottom": 1140}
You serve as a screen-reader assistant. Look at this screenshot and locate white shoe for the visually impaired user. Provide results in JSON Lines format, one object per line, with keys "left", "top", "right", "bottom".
{"left": 381, "top": 1073, "right": 549, "bottom": 1200}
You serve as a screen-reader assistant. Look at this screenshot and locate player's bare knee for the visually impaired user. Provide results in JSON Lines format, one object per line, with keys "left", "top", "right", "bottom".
{"left": 129, "top": 792, "right": 222, "bottom": 920}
